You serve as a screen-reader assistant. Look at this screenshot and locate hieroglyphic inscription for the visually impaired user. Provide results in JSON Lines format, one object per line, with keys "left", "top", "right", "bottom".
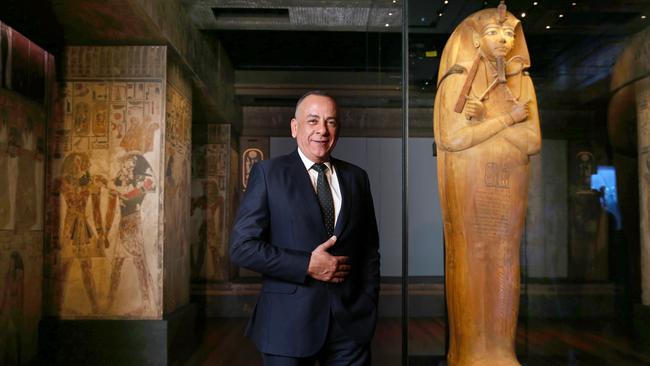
{"left": 484, "top": 162, "right": 510, "bottom": 188}
{"left": 473, "top": 185, "right": 511, "bottom": 244}
{"left": 65, "top": 46, "right": 165, "bottom": 79}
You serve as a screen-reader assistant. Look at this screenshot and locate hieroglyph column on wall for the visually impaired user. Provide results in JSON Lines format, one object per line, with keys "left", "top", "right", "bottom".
{"left": 47, "top": 46, "right": 170, "bottom": 319}
{"left": 163, "top": 60, "right": 192, "bottom": 314}
{"left": 190, "top": 124, "right": 233, "bottom": 282}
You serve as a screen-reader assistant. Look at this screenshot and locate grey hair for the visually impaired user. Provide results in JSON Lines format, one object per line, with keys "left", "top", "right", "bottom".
{"left": 294, "top": 90, "right": 336, "bottom": 116}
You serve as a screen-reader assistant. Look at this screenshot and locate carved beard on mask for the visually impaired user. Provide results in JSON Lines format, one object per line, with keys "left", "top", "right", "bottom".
{"left": 496, "top": 56, "right": 506, "bottom": 83}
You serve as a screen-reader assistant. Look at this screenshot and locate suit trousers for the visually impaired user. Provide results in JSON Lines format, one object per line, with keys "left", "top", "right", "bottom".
{"left": 262, "top": 313, "right": 371, "bottom": 366}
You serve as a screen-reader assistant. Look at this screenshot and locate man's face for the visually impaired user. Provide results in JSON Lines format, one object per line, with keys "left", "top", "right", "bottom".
{"left": 291, "top": 95, "right": 339, "bottom": 163}
{"left": 480, "top": 24, "right": 515, "bottom": 60}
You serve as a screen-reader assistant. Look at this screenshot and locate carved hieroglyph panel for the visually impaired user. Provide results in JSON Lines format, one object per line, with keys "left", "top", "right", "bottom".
{"left": 48, "top": 46, "right": 167, "bottom": 319}
{"left": 0, "top": 89, "right": 45, "bottom": 366}
{"left": 191, "top": 125, "right": 231, "bottom": 281}
{"left": 164, "top": 81, "right": 191, "bottom": 313}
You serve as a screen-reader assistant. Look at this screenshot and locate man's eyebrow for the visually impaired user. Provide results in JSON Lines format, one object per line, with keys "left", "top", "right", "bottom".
{"left": 307, "top": 113, "right": 320, "bottom": 118}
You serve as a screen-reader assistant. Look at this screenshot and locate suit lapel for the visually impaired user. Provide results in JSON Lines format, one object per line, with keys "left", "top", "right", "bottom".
{"left": 288, "top": 151, "right": 328, "bottom": 237}
{"left": 332, "top": 158, "right": 350, "bottom": 237}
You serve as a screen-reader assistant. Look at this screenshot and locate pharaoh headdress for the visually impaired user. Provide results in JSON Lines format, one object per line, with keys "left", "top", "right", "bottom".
{"left": 437, "top": 1, "right": 530, "bottom": 91}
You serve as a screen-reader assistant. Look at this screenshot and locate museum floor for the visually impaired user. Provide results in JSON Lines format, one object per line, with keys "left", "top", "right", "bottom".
{"left": 183, "top": 318, "right": 650, "bottom": 366}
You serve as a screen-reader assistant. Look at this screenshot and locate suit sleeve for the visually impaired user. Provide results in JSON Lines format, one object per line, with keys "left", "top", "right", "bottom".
{"left": 361, "top": 172, "right": 381, "bottom": 304}
{"left": 229, "top": 163, "right": 311, "bottom": 284}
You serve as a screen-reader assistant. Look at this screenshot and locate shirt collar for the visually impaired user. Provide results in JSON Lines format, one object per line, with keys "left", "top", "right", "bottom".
{"left": 297, "top": 147, "right": 333, "bottom": 172}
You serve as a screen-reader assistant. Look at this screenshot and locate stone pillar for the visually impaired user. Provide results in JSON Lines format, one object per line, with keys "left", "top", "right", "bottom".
{"left": 190, "top": 124, "right": 237, "bottom": 282}
{"left": 609, "top": 25, "right": 650, "bottom": 353}
{"left": 636, "top": 77, "right": 650, "bottom": 306}
{"left": 163, "top": 60, "right": 193, "bottom": 315}
{"left": 41, "top": 45, "right": 195, "bottom": 365}
{"left": 0, "top": 22, "right": 53, "bottom": 365}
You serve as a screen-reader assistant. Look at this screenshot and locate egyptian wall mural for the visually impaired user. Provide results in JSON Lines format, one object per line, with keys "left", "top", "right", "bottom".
{"left": 191, "top": 124, "right": 234, "bottom": 281}
{"left": 163, "top": 61, "right": 191, "bottom": 314}
{"left": 0, "top": 21, "right": 51, "bottom": 366}
{"left": 47, "top": 46, "right": 167, "bottom": 319}
{"left": 0, "top": 89, "right": 47, "bottom": 366}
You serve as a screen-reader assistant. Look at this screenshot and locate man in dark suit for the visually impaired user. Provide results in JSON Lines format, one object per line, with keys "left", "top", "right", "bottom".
{"left": 230, "top": 91, "right": 380, "bottom": 365}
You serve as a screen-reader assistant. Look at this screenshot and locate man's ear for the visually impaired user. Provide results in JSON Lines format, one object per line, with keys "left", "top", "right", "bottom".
{"left": 290, "top": 118, "right": 298, "bottom": 138}
{"left": 472, "top": 31, "right": 480, "bottom": 48}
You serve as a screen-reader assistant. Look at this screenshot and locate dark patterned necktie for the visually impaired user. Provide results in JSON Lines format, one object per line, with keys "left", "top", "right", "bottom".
{"left": 311, "top": 163, "right": 335, "bottom": 236}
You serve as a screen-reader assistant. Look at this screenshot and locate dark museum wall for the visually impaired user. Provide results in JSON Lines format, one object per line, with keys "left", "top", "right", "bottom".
{"left": 610, "top": 23, "right": 650, "bottom": 348}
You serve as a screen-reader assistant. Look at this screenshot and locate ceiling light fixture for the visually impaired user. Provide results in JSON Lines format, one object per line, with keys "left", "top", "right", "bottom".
{"left": 439, "top": 12, "right": 443, "bottom": 17}
{"left": 572, "top": 2, "right": 576, "bottom": 5}
{"left": 546, "top": 25, "right": 551, "bottom": 29}
{"left": 558, "top": 14, "right": 564, "bottom": 18}
{"left": 643, "top": 15, "right": 647, "bottom": 19}
{"left": 533, "top": 1, "right": 538, "bottom": 5}
{"left": 444, "top": 0, "right": 448, "bottom": 3}
{"left": 521, "top": 12, "right": 526, "bottom": 18}
{"left": 385, "top": 23, "right": 390, "bottom": 27}
{"left": 388, "top": 12, "right": 393, "bottom": 16}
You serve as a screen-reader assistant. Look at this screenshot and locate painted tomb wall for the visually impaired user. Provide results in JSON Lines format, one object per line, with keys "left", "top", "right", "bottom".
{"left": 163, "top": 59, "right": 192, "bottom": 314}
{"left": 47, "top": 46, "right": 167, "bottom": 319}
{"left": 0, "top": 22, "right": 52, "bottom": 365}
{"left": 191, "top": 124, "right": 236, "bottom": 282}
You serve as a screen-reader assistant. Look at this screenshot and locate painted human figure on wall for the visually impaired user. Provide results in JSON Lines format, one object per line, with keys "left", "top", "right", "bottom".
{"left": 15, "top": 116, "right": 37, "bottom": 231}
{"left": 190, "top": 185, "right": 208, "bottom": 280}
{"left": 434, "top": 2, "right": 541, "bottom": 365}
{"left": 106, "top": 153, "right": 156, "bottom": 315}
{"left": 56, "top": 152, "right": 108, "bottom": 314}
{"left": 74, "top": 102, "right": 89, "bottom": 135}
{"left": 0, "top": 252, "right": 25, "bottom": 366}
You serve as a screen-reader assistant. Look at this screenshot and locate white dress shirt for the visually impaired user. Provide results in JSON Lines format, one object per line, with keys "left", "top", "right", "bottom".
{"left": 297, "top": 148, "right": 342, "bottom": 227}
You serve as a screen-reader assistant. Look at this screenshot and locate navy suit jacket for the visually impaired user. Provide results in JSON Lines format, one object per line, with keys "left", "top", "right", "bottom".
{"left": 230, "top": 150, "right": 380, "bottom": 357}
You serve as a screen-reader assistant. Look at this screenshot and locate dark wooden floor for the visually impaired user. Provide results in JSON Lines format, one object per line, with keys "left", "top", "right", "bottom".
{"left": 184, "top": 318, "right": 650, "bottom": 366}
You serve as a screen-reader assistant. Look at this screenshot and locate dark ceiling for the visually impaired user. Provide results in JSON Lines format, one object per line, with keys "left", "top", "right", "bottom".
{"left": 207, "top": 0, "right": 650, "bottom": 100}
{"left": 2, "top": 0, "right": 650, "bottom": 109}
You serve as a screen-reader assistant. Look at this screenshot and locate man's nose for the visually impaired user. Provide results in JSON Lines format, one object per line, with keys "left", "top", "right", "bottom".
{"left": 315, "top": 121, "right": 328, "bottom": 134}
